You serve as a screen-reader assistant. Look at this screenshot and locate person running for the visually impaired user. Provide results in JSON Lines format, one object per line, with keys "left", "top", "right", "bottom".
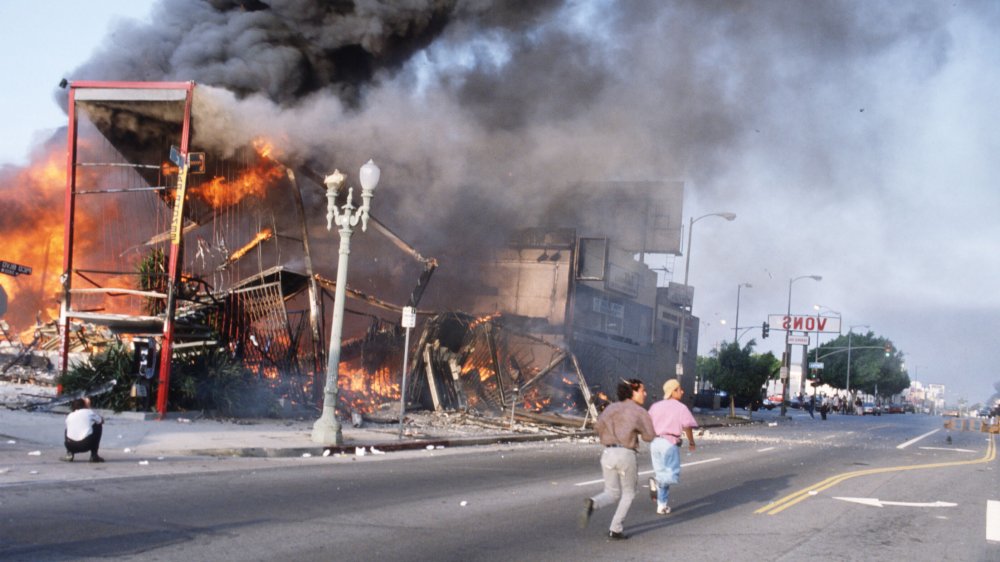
{"left": 579, "top": 378, "right": 655, "bottom": 540}
{"left": 647, "top": 379, "right": 697, "bottom": 515}
{"left": 62, "top": 397, "right": 105, "bottom": 463}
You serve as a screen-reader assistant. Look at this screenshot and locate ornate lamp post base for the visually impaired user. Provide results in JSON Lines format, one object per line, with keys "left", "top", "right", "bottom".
{"left": 311, "top": 405, "right": 343, "bottom": 445}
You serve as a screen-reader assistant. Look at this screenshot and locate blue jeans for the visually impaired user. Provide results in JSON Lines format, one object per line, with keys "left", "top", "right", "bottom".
{"left": 650, "top": 437, "right": 680, "bottom": 506}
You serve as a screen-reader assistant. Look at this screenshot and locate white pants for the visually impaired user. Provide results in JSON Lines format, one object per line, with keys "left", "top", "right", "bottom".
{"left": 590, "top": 447, "right": 637, "bottom": 533}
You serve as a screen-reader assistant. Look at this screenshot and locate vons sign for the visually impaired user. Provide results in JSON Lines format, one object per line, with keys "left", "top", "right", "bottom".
{"left": 767, "top": 314, "right": 841, "bottom": 333}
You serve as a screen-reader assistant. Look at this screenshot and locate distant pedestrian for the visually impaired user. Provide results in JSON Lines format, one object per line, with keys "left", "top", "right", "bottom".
{"left": 579, "top": 378, "right": 655, "bottom": 540}
{"left": 806, "top": 395, "right": 815, "bottom": 419}
{"left": 62, "top": 397, "right": 105, "bottom": 462}
{"left": 646, "top": 379, "right": 698, "bottom": 516}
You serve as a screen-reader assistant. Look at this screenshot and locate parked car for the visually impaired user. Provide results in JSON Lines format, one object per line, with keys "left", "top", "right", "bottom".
{"left": 861, "top": 402, "right": 881, "bottom": 416}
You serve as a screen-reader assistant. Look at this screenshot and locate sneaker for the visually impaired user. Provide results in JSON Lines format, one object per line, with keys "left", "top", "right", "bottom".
{"left": 608, "top": 530, "right": 628, "bottom": 540}
{"left": 60, "top": 453, "right": 74, "bottom": 462}
{"left": 578, "top": 498, "right": 595, "bottom": 528}
{"left": 648, "top": 477, "right": 657, "bottom": 501}
{"left": 89, "top": 455, "right": 105, "bottom": 463}
{"left": 657, "top": 505, "right": 671, "bottom": 515}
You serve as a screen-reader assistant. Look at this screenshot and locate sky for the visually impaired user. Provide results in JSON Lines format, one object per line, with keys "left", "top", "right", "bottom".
{"left": 0, "top": 1, "right": 997, "bottom": 406}
{"left": 0, "top": 1, "right": 156, "bottom": 166}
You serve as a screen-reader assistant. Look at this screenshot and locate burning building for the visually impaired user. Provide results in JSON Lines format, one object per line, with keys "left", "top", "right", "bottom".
{"left": 454, "top": 181, "right": 700, "bottom": 403}
{"left": 46, "top": 79, "right": 698, "bottom": 424}
{"left": 54, "top": 80, "right": 436, "bottom": 417}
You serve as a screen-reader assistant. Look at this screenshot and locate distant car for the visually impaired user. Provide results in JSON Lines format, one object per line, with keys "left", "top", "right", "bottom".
{"left": 886, "top": 404, "right": 904, "bottom": 414}
{"left": 902, "top": 403, "right": 916, "bottom": 413}
{"left": 743, "top": 398, "right": 777, "bottom": 411}
{"left": 862, "top": 402, "right": 881, "bottom": 416}
{"left": 941, "top": 409, "right": 960, "bottom": 417}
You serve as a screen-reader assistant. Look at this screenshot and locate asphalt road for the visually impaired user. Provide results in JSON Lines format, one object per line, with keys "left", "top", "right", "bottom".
{"left": 2, "top": 412, "right": 997, "bottom": 561}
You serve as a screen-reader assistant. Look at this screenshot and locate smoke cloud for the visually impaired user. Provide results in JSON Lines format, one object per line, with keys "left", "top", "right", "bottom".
{"left": 12, "top": 0, "right": 995, "bottom": 399}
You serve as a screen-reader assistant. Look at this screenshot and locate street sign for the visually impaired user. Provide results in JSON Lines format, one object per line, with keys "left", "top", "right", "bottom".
{"left": 675, "top": 363, "right": 684, "bottom": 376}
{"left": 0, "top": 260, "right": 32, "bottom": 277}
{"left": 401, "top": 306, "right": 416, "bottom": 328}
{"left": 809, "top": 362, "right": 824, "bottom": 369}
{"left": 779, "top": 366, "right": 788, "bottom": 381}
{"left": 787, "top": 334, "right": 810, "bottom": 346}
{"left": 767, "top": 314, "right": 841, "bottom": 333}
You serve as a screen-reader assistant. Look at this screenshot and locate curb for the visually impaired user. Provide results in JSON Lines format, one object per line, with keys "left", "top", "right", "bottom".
{"left": 186, "top": 418, "right": 756, "bottom": 458}
{"left": 190, "top": 431, "right": 586, "bottom": 458}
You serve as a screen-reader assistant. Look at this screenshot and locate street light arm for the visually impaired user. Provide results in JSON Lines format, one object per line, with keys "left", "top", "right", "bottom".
{"left": 676, "top": 210, "right": 736, "bottom": 378}
{"left": 780, "top": 273, "right": 822, "bottom": 417}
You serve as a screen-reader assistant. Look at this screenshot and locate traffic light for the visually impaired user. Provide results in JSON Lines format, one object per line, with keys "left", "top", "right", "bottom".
{"left": 762, "top": 321, "right": 770, "bottom": 339}
{"left": 884, "top": 343, "right": 892, "bottom": 357}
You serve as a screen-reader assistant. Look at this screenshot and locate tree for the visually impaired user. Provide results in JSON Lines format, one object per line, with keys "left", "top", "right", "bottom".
{"left": 814, "top": 331, "right": 909, "bottom": 399}
{"left": 702, "top": 340, "right": 779, "bottom": 417}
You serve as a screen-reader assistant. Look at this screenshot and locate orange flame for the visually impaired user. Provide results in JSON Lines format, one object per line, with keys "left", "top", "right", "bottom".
{"left": 181, "top": 139, "right": 286, "bottom": 209}
{"left": 337, "top": 364, "right": 401, "bottom": 414}
{"left": 0, "top": 149, "right": 68, "bottom": 328}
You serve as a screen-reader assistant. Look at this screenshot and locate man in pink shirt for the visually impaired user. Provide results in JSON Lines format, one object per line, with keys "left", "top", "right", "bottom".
{"left": 646, "top": 378, "right": 697, "bottom": 515}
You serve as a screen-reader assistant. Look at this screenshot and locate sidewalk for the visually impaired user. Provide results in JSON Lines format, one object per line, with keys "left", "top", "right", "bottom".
{"left": 0, "top": 405, "right": 756, "bottom": 486}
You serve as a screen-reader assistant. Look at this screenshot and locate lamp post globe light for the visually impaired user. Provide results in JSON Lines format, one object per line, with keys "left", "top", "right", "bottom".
{"left": 312, "top": 159, "right": 381, "bottom": 446}
{"left": 780, "top": 274, "right": 821, "bottom": 417}
{"left": 676, "top": 212, "right": 736, "bottom": 380}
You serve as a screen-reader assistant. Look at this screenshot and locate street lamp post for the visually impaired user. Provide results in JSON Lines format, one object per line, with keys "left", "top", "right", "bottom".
{"left": 845, "top": 323, "right": 869, "bottom": 406}
{"left": 312, "top": 159, "right": 381, "bottom": 446}
{"left": 733, "top": 282, "right": 752, "bottom": 343}
{"left": 811, "top": 304, "right": 841, "bottom": 387}
{"left": 780, "top": 274, "right": 822, "bottom": 417}
{"left": 676, "top": 212, "right": 736, "bottom": 379}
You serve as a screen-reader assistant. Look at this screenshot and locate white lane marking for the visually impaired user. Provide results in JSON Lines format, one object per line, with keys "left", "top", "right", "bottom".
{"left": 757, "top": 447, "right": 775, "bottom": 452}
{"left": 987, "top": 500, "right": 1000, "bottom": 542}
{"left": 918, "top": 446, "right": 977, "bottom": 453}
{"left": 834, "top": 497, "right": 957, "bottom": 508}
{"left": 575, "top": 458, "right": 721, "bottom": 487}
{"left": 897, "top": 429, "right": 940, "bottom": 449}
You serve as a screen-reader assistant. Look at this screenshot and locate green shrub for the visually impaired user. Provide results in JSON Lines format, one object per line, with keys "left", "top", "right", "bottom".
{"left": 58, "top": 343, "right": 278, "bottom": 417}
{"left": 166, "top": 347, "right": 278, "bottom": 417}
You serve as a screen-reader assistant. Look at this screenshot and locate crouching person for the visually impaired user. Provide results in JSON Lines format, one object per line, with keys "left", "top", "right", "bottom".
{"left": 63, "top": 397, "right": 105, "bottom": 463}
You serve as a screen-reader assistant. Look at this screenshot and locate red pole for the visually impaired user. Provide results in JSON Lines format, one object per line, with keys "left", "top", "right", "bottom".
{"left": 59, "top": 86, "right": 79, "bottom": 376}
{"left": 156, "top": 82, "right": 196, "bottom": 418}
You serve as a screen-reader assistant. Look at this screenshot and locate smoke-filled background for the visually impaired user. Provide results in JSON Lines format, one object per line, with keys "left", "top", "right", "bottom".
{"left": 1, "top": 0, "right": 998, "bottom": 404}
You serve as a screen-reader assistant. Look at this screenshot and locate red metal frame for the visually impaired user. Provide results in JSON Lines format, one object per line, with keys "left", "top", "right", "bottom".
{"left": 61, "top": 81, "right": 196, "bottom": 419}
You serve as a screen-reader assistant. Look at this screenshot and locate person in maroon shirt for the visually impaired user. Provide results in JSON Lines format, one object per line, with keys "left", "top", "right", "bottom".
{"left": 578, "top": 378, "right": 655, "bottom": 540}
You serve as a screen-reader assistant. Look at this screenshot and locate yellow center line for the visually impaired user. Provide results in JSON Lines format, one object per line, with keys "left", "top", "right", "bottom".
{"left": 755, "top": 433, "right": 995, "bottom": 516}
